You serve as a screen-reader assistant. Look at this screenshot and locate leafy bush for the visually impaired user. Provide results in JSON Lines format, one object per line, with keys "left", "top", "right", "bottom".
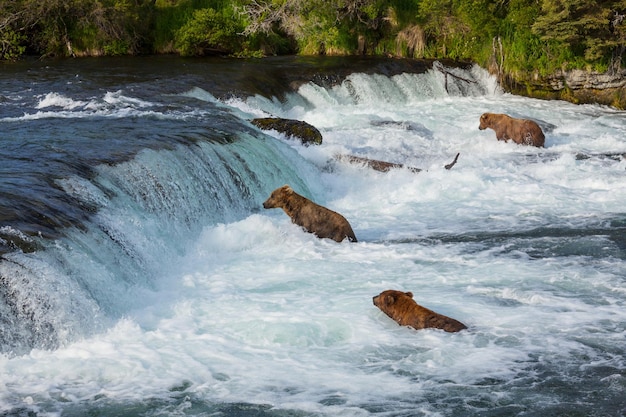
{"left": 0, "top": 29, "right": 26, "bottom": 60}
{"left": 1, "top": 0, "right": 624, "bottom": 78}
{"left": 174, "top": 7, "right": 244, "bottom": 56}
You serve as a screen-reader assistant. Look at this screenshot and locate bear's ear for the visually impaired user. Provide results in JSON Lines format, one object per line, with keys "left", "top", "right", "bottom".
{"left": 281, "top": 185, "right": 293, "bottom": 193}
{"left": 405, "top": 291, "right": 413, "bottom": 298}
{"left": 384, "top": 294, "right": 396, "bottom": 305}
{"left": 480, "top": 114, "right": 486, "bottom": 120}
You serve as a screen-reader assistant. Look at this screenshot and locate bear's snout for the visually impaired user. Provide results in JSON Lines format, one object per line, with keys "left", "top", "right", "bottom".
{"left": 262, "top": 197, "right": 275, "bottom": 209}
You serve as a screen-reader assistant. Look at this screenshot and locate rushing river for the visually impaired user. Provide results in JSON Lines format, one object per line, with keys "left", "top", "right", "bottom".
{"left": 0, "top": 56, "right": 625, "bottom": 416}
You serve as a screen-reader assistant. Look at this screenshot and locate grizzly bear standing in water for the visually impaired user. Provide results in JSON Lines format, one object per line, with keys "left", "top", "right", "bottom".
{"left": 479, "top": 113, "right": 545, "bottom": 147}
{"left": 373, "top": 290, "right": 466, "bottom": 332}
{"left": 263, "top": 185, "right": 357, "bottom": 243}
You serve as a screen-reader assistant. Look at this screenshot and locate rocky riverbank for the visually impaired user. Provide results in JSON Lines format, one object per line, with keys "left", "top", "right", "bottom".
{"left": 504, "top": 68, "right": 626, "bottom": 109}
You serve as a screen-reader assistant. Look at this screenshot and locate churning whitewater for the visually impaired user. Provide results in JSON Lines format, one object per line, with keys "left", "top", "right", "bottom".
{"left": 0, "top": 57, "right": 625, "bottom": 416}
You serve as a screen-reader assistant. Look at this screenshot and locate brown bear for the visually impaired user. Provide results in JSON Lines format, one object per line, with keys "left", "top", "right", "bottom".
{"left": 373, "top": 289, "right": 466, "bottom": 332}
{"left": 263, "top": 185, "right": 357, "bottom": 243}
{"left": 479, "top": 113, "right": 545, "bottom": 147}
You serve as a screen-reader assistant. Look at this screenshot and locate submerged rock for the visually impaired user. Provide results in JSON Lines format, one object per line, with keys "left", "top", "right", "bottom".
{"left": 0, "top": 228, "right": 39, "bottom": 255}
{"left": 251, "top": 117, "right": 323, "bottom": 146}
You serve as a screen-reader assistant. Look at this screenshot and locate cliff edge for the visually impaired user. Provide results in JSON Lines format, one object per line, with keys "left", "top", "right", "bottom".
{"left": 504, "top": 69, "right": 626, "bottom": 109}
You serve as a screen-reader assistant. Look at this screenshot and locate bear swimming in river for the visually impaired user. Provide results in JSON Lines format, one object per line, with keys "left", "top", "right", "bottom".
{"left": 479, "top": 113, "right": 545, "bottom": 147}
{"left": 263, "top": 185, "right": 357, "bottom": 243}
{"left": 373, "top": 289, "right": 466, "bottom": 332}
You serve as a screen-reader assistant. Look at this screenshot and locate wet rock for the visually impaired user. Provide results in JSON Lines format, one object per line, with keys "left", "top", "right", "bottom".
{"left": 505, "top": 69, "right": 626, "bottom": 109}
{"left": 550, "top": 69, "right": 626, "bottom": 90}
{"left": 251, "top": 117, "right": 323, "bottom": 146}
{"left": 0, "top": 229, "right": 39, "bottom": 255}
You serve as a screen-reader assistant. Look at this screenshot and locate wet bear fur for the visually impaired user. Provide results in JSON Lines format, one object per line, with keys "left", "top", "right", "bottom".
{"left": 373, "top": 289, "right": 466, "bottom": 333}
{"left": 479, "top": 113, "right": 545, "bottom": 147}
{"left": 263, "top": 185, "right": 357, "bottom": 243}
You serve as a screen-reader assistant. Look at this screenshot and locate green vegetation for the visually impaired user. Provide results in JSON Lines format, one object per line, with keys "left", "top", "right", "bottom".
{"left": 1, "top": 0, "right": 625, "bottom": 77}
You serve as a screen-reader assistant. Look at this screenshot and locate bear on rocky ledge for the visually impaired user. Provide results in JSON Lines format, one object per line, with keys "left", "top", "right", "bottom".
{"left": 263, "top": 185, "right": 357, "bottom": 243}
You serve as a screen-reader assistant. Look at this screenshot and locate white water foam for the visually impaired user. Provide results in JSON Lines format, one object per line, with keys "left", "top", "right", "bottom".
{"left": 1, "top": 90, "right": 178, "bottom": 122}
{"left": 36, "top": 92, "right": 90, "bottom": 110}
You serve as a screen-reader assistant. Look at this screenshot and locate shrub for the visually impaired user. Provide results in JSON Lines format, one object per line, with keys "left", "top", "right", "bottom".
{"left": 174, "top": 7, "right": 243, "bottom": 56}
{"left": 0, "top": 29, "right": 26, "bottom": 60}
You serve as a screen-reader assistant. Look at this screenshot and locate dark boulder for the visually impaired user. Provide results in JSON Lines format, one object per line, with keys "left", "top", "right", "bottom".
{"left": 251, "top": 117, "right": 323, "bottom": 146}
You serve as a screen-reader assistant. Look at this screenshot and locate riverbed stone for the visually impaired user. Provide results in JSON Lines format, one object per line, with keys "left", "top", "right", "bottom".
{"left": 251, "top": 117, "right": 323, "bottom": 146}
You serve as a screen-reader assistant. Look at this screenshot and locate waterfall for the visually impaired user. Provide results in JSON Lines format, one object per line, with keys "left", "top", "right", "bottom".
{"left": 242, "top": 62, "right": 502, "bottom": 119}
{"left": 0, "top": 129, "right": 314, "bottom": 355}
{"left": 0, "top": 60, "right": 503, "bottom": 355}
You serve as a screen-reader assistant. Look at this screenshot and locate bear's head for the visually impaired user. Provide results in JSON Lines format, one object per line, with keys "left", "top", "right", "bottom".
{"left": 478, "top": 113, "right": 493, "bottom": 130}
{"left": 373, "top": 290, "right": 413, "bottom": 312}
{"left": 263, "top": 185, "right": 292, "bottom": 209}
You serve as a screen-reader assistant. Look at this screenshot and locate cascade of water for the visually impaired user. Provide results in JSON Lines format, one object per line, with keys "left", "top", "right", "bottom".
{"left": 0, "top": 129, "right": 314, "bottom": 355}
{"left": 0, "top": 61, "right": 539, "bottom": 356}
{"left": 294, "top": 63, "right": 501, "bottom": 108}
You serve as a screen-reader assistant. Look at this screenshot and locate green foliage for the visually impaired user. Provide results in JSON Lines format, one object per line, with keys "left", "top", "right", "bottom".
{"left": 532, "top": 0, "right": 626, "bottom": 70}
{"left": 103, "top": 40, "right": 131, "bottom": 56}
{"left": 173, "top": 6, "right": 267, "bottom": 56}
{"left": 0, "top": 0, "right": 29, "bottom": 59}
{"left": 388, "top": 0, "right": 420, "bottom": 27}
{"left": 152, "top": 0, "right": 216, "bottom": 51}
{"left": 455, "top": 0, "right": 503, "bottom": 38}
{"left": 1, "top": 0, "right": 624, "bottom": 79}
{"left": 0, "top": 0, "right": 154, "bottom": 57}
{"left": 175, "top": 7, "right": 237, "bottom": 55}
{"left": 0, "top": 29, "right": 26, "bottom": 60}
{"left": 416, "top": 0, "right": 472, "bottom": 58}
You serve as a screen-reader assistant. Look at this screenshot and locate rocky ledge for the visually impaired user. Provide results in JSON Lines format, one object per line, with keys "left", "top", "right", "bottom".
{"left": 507, "top": 69, "right": 626, "bottom": 109}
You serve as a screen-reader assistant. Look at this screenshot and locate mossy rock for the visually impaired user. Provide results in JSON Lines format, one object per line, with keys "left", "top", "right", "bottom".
{"left": 503, "top": 69, "right": 626, "bottom": 110}
{"left": 251, "top": 117, "right": 322, "bottom": 146}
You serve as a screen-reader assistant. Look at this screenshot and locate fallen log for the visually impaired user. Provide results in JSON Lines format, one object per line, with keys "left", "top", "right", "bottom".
{"left": 444, "top": 153, "right": 460, "bottom": 170}
{"left": 434, "top": 61, "right": 476, "bottom": 93}
{"left": 335, "top": 153, "right": 460, "bottom": 173}
{"left": 335, "top": 154, "right": 421, "bottom": 172}
{"left": 575, "top": 152, "right": 626, "bottom": 161}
